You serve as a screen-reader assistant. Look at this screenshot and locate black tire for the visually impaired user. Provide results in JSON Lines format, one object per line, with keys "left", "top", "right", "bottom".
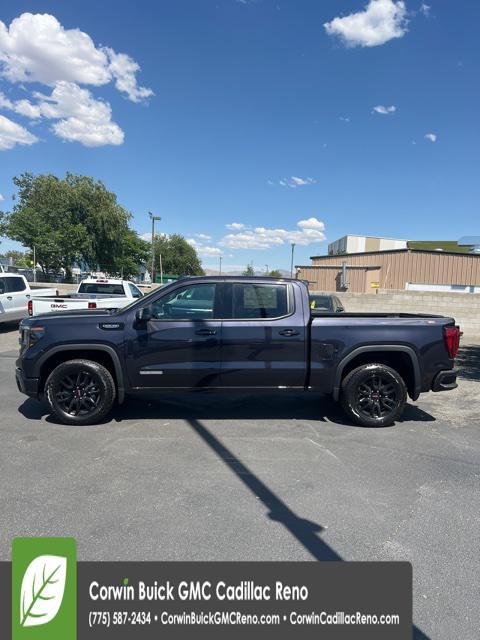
{"left": 340, "top": 363, "right": 407, "bottom": 427}
{"left": 45, "top": 359, "right": 116, "bottom": 425}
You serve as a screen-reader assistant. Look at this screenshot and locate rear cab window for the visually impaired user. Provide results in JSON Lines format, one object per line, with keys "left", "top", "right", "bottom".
{"left": 78, "top": 282, "right": 126, "bottom": 295}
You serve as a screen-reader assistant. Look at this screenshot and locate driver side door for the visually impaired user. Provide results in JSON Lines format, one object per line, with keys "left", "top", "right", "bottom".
{"left": 126, "top": 282, "right": 222, "bottom": 389}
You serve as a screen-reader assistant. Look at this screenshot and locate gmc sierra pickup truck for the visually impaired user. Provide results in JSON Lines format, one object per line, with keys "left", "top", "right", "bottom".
{"left": 15, "top": 276, "right": 460, "bottom": 427}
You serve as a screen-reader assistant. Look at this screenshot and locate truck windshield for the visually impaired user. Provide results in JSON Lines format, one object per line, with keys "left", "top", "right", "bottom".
{"left": 78, "top": 283, "right": 125, "bottom": 295}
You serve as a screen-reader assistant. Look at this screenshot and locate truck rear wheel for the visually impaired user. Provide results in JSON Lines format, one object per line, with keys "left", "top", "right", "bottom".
{"left": 45, "top": 359, "right": 116, "bottom": 425}
{"left": 340, "top": 363, "right": 407, "bottom": 427}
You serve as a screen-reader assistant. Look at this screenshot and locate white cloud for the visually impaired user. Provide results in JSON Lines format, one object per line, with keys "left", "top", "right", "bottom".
{"left": 220, "top": 217, "right": 326, "bottom": 250}
{"left": 0, "top": 193, "right": 4, "bottom": 200}
{"left": 420, "top": 3, "right": 431, "bottom": 17}
{"left": 36, "top": 81, "right": 123, "bottom": 146}
{"left": 278, "top": 176, "right": 316, "bottom": 188}
{"left": 324, "top": 0, "right": 408, "bottom": 48}
{"left": 105, "top": 48, "right": 154, "bottom": 103}
{"left": 226, "top": 222, "right": 246, "bottom": 230}
{"left": 0, "top": 13, "right": 152, "bottom": 102}
{"left": 0, "top": 113, "right": 38, "bottom": 150}
{"left": 424, "top": 132, "right": 437, "bottom": 142}
{"left": 372, "top": 104, "right": 396, "bottom": 115}
{"left": 339, "top": 116, "right": 350, "bottom": 122}
{"left": 195, "top": 233, "right": 212, "bottom": 241}
{"left": 186, "top": 237, "right": 223, "bottom": 257}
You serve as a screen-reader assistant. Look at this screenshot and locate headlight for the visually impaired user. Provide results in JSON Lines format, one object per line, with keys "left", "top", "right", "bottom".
{"left": 27, "top": 327, "right": 46, "bottom": 348}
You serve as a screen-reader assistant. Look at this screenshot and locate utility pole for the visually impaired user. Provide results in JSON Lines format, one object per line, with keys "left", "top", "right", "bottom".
{"left": 265, "top": 264, "right": 269, "bottom": 275}
{"left": 290, "top": 243, "right": 296, "bottom": 278}
{"left": 219, "top": 256, "right": 222, "bottom": 275}
{"left": 159, "top": 253, "right": 163, "bottom": 284}
{"left": 33, "top": 246, "right": 36, "bottom": 283}
{"left": 149, "top": 212, "right": 161, "bottom": 284}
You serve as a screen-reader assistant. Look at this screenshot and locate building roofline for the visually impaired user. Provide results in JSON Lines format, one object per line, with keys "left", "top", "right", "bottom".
{"left": 329, "top": 234, "right": 409, "bottom": 242}
{"left": 309, "top": 248, "right": 480, "bottom": 260}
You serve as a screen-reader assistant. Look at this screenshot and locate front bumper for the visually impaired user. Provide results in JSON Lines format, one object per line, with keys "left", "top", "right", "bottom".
{"left": 15, "top": 367, "right": 40, "bottom": 399}
{"left": 432, "top": 369, "right": 458, "bottom": 392}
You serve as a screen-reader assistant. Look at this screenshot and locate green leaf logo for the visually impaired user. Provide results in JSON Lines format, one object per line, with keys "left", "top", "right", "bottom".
{"left": 20, "top": 555, "right": 67, "bottom": 627}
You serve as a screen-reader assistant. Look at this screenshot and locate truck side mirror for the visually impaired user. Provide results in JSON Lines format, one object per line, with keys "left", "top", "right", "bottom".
{"left": 336, "top": 306, "right": 344, "bottom": 313}
{"left": 135, "top": 306, "right": 152, "bottom": 325}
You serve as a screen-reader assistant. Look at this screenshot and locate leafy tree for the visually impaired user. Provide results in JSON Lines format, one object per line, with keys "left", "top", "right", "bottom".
{"left": 242, "top": 263, "right": 255, "bottom": 276}
{"left": 0, "top": 250, "right": 33, "bottom": 268}
{"left": 152, "top": 234, "right": 204, "bottom": 276}
{"left": 268, "top": 269, "right": 282, "bottom": 278}
{"left": 114, "top": 230, "right": 151, "bottom": 279}
{"left": 4, "top": 173, "right": 143, "bottom": 277}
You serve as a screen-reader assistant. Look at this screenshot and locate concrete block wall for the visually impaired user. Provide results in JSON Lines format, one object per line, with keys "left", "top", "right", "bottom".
{"left": 312, "top": 289, "right": 480, "bottom": 337}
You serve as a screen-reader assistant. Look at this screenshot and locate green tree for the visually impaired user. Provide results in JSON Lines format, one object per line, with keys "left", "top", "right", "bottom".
{"left": 268, "top": 269, "right": 282, "bottom": 278}
{"left": 152, "top": 234, "right": 204, "bottom": 276}
{"left": 114, "top": 230, "right": 151, "bottom": 279}
{"left": 4, "top": 173, "right": 144, "bottom": 278}
{"left": 242, "top": 263, "right": 255, "bottom": 276}
{"left": 0, "top": 250, "right": 33, "bottom": 268}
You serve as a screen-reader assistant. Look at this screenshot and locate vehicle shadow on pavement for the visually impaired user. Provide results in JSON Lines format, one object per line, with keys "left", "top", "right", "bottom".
{"left": 18, "top": 394, "right": 436, "bottom": 427}
{"left": 456, "top": 344, "right": 480, "bottom": 382}
{"left": 185, "top": 417, "right": 430, "bottom": 639}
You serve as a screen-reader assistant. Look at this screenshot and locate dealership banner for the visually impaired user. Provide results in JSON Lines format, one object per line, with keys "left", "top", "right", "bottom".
{"left": 1, "top": 539, "right": 412, "bottom": 639}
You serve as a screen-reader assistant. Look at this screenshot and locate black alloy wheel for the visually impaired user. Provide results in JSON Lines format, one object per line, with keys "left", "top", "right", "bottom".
{"left": 45, "top": 359, "right": 116, "bottom": 425}
{"left": 55, "top": 370, "right": 101, "bottom": 417}
{"left": 340, "top": 363, "right": 407, "bottom": 427}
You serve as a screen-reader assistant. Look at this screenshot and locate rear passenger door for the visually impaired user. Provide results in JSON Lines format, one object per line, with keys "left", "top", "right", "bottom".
{"left": 220, "top": 282, "right": 307, "bottom": 388}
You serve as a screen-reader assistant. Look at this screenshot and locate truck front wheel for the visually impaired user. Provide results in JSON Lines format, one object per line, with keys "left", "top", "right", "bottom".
{"left": 340, "top": 363, "right": 407, "bottom": 427}
{"left": 45, "top": 359, "right": 116, "bottom": 425}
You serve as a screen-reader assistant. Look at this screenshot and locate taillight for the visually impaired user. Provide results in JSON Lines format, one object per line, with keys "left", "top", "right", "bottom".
{"left": 444, "top": 325, "right": 460, "bottom": 359}
{"left": 88, "top": 302, "right": 97, "bottom": 309}
{"left": 28, "top": 300, "right": 33, "bottom": 316}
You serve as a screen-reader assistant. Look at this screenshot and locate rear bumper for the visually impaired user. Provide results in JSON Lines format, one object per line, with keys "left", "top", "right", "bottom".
{"left": 431, "top": 369, "right": 458, "bottom": 392}
{"left": 15, "top": 367, "right": 40, "bottom": 399}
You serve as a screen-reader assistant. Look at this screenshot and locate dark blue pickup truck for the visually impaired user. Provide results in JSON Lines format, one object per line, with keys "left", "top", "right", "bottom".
{"left": 15, "top": 276, "right": 460, "bottom": 427}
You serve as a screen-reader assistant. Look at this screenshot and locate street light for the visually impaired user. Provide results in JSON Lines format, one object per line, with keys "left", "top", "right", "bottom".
{"left": 265, "top": 264, "right": 269, "bottom": 275}
{"left": 219, "top": 256, "right": 222, "bottom": 275}
{"left": 290, "top": 243, "right": 296, "bottom": 278}
{"left": 149, "top": 212, "right": 161, "bottom": 284}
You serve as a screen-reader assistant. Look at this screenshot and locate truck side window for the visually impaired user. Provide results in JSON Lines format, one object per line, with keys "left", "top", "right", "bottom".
{"left": 128, "top": 283, "right": 143, "bottom": 299}
{"left": 6, "top": 276, "right": 26, "bottom": 293}
{"left": 233, "top": 284, "right": 289, "bottom": 319}
{"left": 151, "top": 284, "right": 217, "bottom": 320}
{"left": 0, "top": 278, "right": 6, "bottom": 295}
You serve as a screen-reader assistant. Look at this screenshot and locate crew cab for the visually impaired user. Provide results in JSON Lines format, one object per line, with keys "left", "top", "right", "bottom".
{"left": 15, "top": 276, "right": 460, "bottom": 427}
{"left": 28, "top": 278, "right": 143, "bottom": 316}
{"left": 0, "top": 274, "right": 57, "bottom": 324}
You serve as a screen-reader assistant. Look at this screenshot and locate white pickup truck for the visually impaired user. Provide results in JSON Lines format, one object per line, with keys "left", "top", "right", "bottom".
{"left": 28, "top": 277, "right": 144, "bottom": 316}
{"left": 0, "top": 273, "right": 57, "bottom": 324}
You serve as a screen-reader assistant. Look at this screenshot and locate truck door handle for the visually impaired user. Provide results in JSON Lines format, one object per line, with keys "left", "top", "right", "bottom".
{"left": 7, "top": 296, "right": 13, "bottom": 300}
{"left": 279, "top": 329, "right": 299, "bottom": 336}
{"left": 26, "top": 294, "right": 30, "bottom": 298}
{"left": 195, "top": 329, "right": 217, "bottom": 336}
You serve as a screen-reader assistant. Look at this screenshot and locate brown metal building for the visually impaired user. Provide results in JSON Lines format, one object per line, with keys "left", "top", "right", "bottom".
{"left": 297, "top": 249, "right": 480, "bottom": 294}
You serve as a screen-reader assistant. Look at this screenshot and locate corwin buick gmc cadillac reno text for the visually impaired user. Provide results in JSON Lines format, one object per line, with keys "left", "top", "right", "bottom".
{"left": 15, "top": 276, "right": 460, "bottom": 427}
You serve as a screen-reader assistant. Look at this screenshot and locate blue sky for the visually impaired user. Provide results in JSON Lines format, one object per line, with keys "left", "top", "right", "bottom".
{"left": 0, "top": 0, "right": 478, "bottom": 271}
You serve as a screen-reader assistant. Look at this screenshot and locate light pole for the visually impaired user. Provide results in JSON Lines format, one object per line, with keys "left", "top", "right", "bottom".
{"left": 290, "top": 243, "right": 296, "bottom": 278}
{"left": 265, "top": 264, "right": 269, "bottom": 275}
{"left": 149, "top": 212, "right": 161, "bottom": 284}
{"left": 219, "top": 256, "right": 222, "bottom": 275}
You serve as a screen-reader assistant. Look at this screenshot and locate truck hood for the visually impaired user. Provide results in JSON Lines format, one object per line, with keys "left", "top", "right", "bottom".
{"left": 21, "top": 308, "right": 115, "bottom": 326}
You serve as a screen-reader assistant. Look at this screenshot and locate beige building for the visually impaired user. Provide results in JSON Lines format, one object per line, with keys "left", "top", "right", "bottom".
{"left": 328, "top": 235, "right": 408, "bottom": 256}
{"left": 297, "top": 248, "right": 480, "bottom": 294}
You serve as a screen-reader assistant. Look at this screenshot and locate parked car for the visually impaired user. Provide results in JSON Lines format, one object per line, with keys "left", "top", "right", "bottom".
{"left": 28, "top": 277, "right": 143, "bottom": 316}
{"left": 16, "top": 276, "right": 460, "bottom": 427}
{"left": 310, "top": 293, "right": 345, "bottom": 313}
{"left": 0, "top": 274, "right": 57, "bottom": 324}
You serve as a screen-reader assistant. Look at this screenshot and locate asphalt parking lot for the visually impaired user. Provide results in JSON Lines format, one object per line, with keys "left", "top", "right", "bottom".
{"left": 0, "top": 322, "right": 479, "bottom": 639}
